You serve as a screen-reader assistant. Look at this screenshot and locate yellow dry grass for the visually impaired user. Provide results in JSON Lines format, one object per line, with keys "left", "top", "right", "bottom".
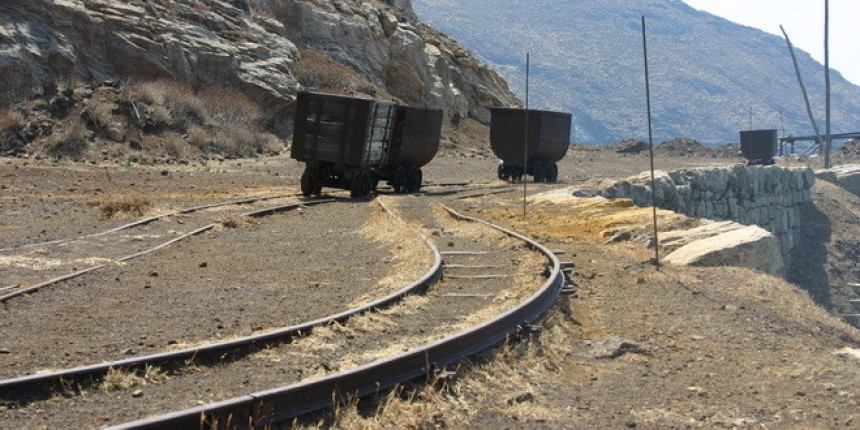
{"left": 347, "top": 202, "right": 435, "bottom": 307}
{"left": 480, "top": 196, "right": 696, "bottom": 242}
{"left": 0, "top": 254, "right": 111, "bottom": 271}
{"left": 99, "top": 365, "right": 168, "bottom": 392}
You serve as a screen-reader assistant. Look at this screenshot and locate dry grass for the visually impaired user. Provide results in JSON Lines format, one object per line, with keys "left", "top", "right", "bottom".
{"left": 99, "top": 366, "right": 168, "bottom": 392}
{"left": 87, "top": 98, "right": 117, "bottom": 129}
{"left": 44, "top": 120, "right": 88, "bottom": 158}
{"left": 295, "top": 48, "right": 370, "bottom": 92}
{"left": 130, "top": 80, "right": 204, "bottom": 131}
{"left": 88, "top": 196, "right": 152, "bottom": 219}
{"left": 0, "top": 109, "right": 25, "bottom": 149}
{"left": 349, "top": 203, "right": 435, "bottom": 306}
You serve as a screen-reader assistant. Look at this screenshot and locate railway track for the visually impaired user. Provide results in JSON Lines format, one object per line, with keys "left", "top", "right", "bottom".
{"left": 0, "top": 181, "right": 505, "bottom": 302}
{"left": 0, "top": 192, "right": 564, "bottom": 428}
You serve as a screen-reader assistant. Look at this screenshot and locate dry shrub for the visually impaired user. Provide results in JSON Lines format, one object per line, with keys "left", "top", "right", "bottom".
{"left": 163, "top": 138, "right": 198, "bottom": 159}
{"left": 89, "top": 197, "right": 152, "bottom": 219}
{"left": 87, "top": 98, "right": 117, "bottom": 129}
{"left": 187, "top": 125, "right": 208, "bottom": 149}
{"left": 199, "top": 86, "right": 262, "bottom": 126}
{"left": 295, "top": 48, "right": 365, "bottom": 90}
{"left": 135, "top": 80, "right": 204, "bottom": 130}
{"left": 45, "top": 120, "right": 88, "bottom": 158}
{"left": 0, "top": 109, "right": 25, "bottom": 149}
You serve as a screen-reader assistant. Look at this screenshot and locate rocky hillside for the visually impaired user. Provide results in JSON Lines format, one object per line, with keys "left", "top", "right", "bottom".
{"left": 0, "top": 0, "right": 518, "bottom": 159}
{"left": 413, "top": 0, "right": 860, "bottom": 146}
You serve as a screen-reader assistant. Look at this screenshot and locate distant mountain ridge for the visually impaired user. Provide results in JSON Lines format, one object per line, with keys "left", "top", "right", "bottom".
{"left": 413, "top": 0, "right": 860, "bottom": 145}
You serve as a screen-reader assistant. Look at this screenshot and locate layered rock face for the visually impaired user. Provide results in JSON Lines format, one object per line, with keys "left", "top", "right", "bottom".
{"left": 0, "top": 0, "right": 518, "bottom": 132}
{"left": 597, "top": 165, "right": 816, "bottom": 268}
{"left": 269, "top": 0, "right": 517, "bottom": 123}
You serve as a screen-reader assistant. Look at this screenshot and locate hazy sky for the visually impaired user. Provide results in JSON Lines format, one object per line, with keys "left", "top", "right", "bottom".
{"left": 683, "top": 0, "right": 859, "bottom": 85}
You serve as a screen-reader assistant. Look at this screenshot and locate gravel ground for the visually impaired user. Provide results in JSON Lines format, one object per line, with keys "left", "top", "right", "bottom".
{"left": 0, "top": 150, "right": 857, "bottom": 428}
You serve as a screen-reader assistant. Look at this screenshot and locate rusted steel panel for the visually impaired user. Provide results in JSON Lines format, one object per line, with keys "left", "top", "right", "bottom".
{"left": 490, "top": 107, "right": 572, "bottom": 166}
{"left": 291, "top": 91, "right": 396, "bottom": 168}
{"left": 740, "top": 129, "right": 778, "bottom": 162}
{"left": 387, "top": 106, "right": 443, "bottom": 168}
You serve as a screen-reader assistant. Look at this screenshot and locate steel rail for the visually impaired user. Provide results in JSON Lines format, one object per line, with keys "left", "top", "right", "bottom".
{"left": 0, "top": 198, "right": 442, "bottom": 404}
{"left": 0, "top": 199, "right": 331, "bottom": 303}
{"left": 0, "top": 194, "right": 295, "bottom": 252}
{"left": 106, "top": 204, "right": 562, "bottom": 429}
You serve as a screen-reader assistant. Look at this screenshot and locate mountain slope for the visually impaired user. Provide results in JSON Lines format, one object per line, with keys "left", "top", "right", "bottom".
{"left": 0, "top": 0, "right": 518, "bottom": 138}
{"left": 413, "top": 0, "right": 860, "bottom": 145}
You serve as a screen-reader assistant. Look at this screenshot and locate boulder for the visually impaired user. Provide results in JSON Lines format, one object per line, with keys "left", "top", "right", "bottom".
{"left": 663, "top": 224, "right": 784, "bottom": 276}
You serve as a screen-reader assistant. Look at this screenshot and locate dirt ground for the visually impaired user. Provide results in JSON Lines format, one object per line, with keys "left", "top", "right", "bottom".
{"left": 0, "top": 147, "right": 858, "bottom": 428}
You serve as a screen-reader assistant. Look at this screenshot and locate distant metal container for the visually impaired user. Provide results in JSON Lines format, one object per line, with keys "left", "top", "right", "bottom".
{"left": 490, "top": 107, "right": 572, "bottom": 182}
{"left": 291, "top": 91, "right": 397, "bottom": 169}
{"left": 739, "top": 129, "right": 778, "bottom": 165}
{"left": 387, "top": 106, "right": 443, "bottom": 169}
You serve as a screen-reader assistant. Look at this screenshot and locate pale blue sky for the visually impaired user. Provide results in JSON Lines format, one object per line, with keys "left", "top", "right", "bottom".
{"left": 684, "top": 0, "right": 859, "bottom": 85}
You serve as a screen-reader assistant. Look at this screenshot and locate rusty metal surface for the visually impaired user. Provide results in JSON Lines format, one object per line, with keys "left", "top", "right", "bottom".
{"left": 740, "top": 129, "right": 778, "bottom": 162}
{"left": 107, "top": 204, "right": 562, "bottom": 430}
{"left": 490, "top": 107, "right": 572, "bottom": 166}
{"left": 387, "top": 106, "right": 443, "bottom": 168}
{"left": 291, "top": 91, "right": 396, "bottom": 168}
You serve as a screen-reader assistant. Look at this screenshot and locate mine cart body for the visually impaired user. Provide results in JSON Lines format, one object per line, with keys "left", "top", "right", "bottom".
{"left": 377, "top": 106, "right": 443, "bottom": 193}
{"left": 292, "top": 91, "right": 441, "bottom": 197}
{"left": 739, "top": 129, "right": 778, "bottom": 165}
{"left": 292, "top": 91, "right": 396, "bottom": 197}
{"left": 490, "top": 107, "right": 572, "bottom": 183}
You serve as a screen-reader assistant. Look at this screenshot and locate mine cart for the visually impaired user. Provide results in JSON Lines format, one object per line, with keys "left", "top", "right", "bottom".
{"left": 490, "top": 107, "right": 572, "bottom": 182}
{"left": 292, "top": 91, "right": 397, "bottom": 197}
{"left": 739, "top": 129, "right": 778, "bottom": 165}
{"left": 381, "top": 106, "right": 443, "bottom": 193}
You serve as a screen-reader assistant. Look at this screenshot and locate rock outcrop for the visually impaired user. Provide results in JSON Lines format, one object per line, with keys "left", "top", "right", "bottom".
{"left": 0, "top": 0, "right": 518, "bottom": 133}
{"left": 595, "top": 165, "right": 815, "bottom": 269}
{"left": 815, "top": 164, "right": 859, "bottom": 196}
{"left": 662, "top": 223, "right": 784, "bottom": 276}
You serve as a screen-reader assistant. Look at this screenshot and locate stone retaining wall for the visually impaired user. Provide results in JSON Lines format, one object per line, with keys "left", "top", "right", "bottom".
{"left": 596, "top": 165, "right": 816, "bottom": 267}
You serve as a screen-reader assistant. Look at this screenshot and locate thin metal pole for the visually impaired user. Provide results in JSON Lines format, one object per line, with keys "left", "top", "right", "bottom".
{"left": 780, "top": 25, "right": 823, "bottom": 156}
{"left": 523, "top": 53, "right": 529, "bottom": 218}
{"left": 824, "top": 0, "right": 832, "bottom": 168}
{"left": 641, "top": 16, "right": 659, "bottom": 267}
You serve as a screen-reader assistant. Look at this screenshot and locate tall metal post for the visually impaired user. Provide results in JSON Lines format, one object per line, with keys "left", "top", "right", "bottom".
{"left": 523, "top": 53, "right": 530, "bottom": 218}
{"left": 824, "top": 0, "right": 832, "bottom": 168}
{"left": 641, "top": 16, "right": 659, "bottom": 267}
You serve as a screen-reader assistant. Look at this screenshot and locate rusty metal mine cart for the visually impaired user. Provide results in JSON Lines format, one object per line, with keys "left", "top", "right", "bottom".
{"left": 291, "top": 91, "right": 442, "bottom": 197}
{"left": 490, "top": 107, "right": 572, "bottom": 183}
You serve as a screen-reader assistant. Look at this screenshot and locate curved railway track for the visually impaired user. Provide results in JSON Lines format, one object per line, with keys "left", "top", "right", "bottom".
{"left": 0, "top": 197, "right": 441, "bottom": 404}
{"left": 102, "top": 200, "right": 564, "bottom": 429}
{"left": 0, "top": 183, "right": 560, "bottom": 428}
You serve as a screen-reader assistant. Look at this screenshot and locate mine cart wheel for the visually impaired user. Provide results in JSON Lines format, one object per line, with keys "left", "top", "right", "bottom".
{"left": 350, "top": 171, "right": 371, "bottom": 198}
{"left": 392, "top": 166, "right": 407, "bottom": 193}
{"left": 512, "top": 167, "right": 523, "bottom": 182}
{"left": 301, "top": 165, "right": 322, "bottom": 196}
{"left": 498, "top": 164, "right": 510, "bottom": 181}
{"left": 546, "top": 162, "right": 559, "bottom": 183}
{"left": 532, "top": 160, "right": 546, "bottom": 183}
{"left": 406, "top": 167, "right": 422, "bottom": 193}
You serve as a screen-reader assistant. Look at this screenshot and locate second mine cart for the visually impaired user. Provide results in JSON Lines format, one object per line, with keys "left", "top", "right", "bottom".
{"left": 490, "top": 107, "right": 572, "bottom": 182}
